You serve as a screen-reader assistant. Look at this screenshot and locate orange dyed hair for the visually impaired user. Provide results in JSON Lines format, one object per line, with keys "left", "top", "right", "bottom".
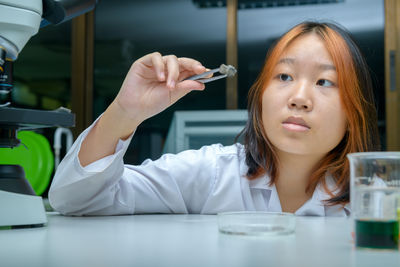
{"left": 241, "top": 22, "right": 380, "bottom": 205}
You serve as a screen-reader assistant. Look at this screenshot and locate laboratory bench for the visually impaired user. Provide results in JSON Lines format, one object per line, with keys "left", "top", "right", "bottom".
{"left": 0, "top": 213, "right": 399, "bottom": 267}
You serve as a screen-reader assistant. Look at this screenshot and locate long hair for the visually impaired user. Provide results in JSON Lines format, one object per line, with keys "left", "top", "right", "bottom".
{"left": 241, "top": 21, "right": 380, "bottom": 205}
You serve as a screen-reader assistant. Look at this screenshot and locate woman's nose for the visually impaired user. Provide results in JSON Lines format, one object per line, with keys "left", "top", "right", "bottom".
{"left": 287, "top": 82, "right": 313, "bottom": 111}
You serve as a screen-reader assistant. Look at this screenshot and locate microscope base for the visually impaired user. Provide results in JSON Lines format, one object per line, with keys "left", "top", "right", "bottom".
{"left": 0, "top": 190, "right": 47, "bottom": 228}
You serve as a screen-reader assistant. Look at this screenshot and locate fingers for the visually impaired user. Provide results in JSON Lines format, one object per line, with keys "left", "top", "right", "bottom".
{"left": 152, "top": 54, "right": 166, "bottom": 81}
{"left": 176, "top": 80, "right": 205, "bottom": 91}
{"left": 139, "top": 52, "right": 207, "bottom": 90}
{"left": 140, "top": 52, "right": 165, "bottom": 81}
{"left": 178, "top": 57, "right": 206, "bottom": 74}
{"left": 170, "top": 80, "right": 206, "bottom": 105}
{"left": 162, "top": 55, "right": 207, "bottom": 90}
{"left": 164, "top": 55, "right": 179, "bottom": 89}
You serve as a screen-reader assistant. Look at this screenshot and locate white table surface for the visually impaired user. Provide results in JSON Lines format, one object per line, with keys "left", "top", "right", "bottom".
{"left": 0, "top": 213, "right": 399, "bottom": 267}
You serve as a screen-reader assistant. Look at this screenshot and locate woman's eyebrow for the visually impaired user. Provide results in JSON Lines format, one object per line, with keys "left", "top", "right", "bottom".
{"left": 277, "top": 57, "right": 336, "bottom": 71}
{"left": 318, "top": 63, "right": 336, "bottom": 71}
{"left": 277, "top": 58, "right": 295, "bottom": 65}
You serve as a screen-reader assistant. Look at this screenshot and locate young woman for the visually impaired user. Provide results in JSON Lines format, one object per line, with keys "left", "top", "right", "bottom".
{"left": 49, "top": 21, "right": 380, "bottom": 216}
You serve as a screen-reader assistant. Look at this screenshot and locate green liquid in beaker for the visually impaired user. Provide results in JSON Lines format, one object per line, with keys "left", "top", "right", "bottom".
{"left": 355, "top": 219, "right": 399, "bottom": 249}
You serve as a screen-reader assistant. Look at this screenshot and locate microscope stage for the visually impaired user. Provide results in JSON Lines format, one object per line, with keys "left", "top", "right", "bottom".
{"left": 0, "top": 106, "right": 75, "bottom": 130}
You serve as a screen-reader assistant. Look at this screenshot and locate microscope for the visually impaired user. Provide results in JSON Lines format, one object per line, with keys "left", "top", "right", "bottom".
{"left": 0, "top": 0, "right": 96, "bottom": 228}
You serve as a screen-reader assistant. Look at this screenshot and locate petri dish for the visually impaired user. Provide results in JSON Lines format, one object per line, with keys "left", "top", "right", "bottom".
{"left": 218, "top": 211, "right": 296, "bottom": 236}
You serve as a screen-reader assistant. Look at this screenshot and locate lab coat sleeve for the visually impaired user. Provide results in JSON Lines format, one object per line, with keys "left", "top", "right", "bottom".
{"left": 48, "top": 117, "right": 218, "bottom": 216}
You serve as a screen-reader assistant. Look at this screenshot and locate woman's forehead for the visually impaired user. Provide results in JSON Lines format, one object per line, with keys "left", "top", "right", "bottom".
{"left": 277, "top": 34, "right": 336, "bottom": 69}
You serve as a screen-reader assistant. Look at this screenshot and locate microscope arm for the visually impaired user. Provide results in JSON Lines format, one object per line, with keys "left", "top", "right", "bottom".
{"left": 0, "top": 0, "right": 96, "bottom": 63}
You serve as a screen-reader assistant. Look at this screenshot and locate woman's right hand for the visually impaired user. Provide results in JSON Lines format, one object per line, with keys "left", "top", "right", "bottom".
{"left": 113, "top": 52, "right": 207, "bottom": 125}
{"left": 78, "top": 52, "right": 207, "bottom": 166}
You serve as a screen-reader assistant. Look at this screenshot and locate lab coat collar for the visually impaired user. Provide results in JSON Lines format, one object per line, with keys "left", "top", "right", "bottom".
{"left": 248, "top": 174, "right": 282, "bottom": 212}
{"left": 316, "top": 174, "right": 338, "bottom": 201}
{"left": 314, "top": 174, "right": 351, "bottom": 216}
{"left": 295, "top": 183, "right": 326, "bottom": 216}
{"left": 248, "top": 175, "right": 271, "bottom": 190}
{"left": 297, "top": 174, "right": 350, "bottom": 216}
{"left": 247, "top": 173, "right": 338, "bottom": 193}
{"left": 247, "top": 173, "right": 349, "bottom": 216}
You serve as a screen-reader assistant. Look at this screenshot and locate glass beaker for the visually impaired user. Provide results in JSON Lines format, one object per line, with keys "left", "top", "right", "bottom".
{"left": 347, "top": 152, "right": 400, "bottom": 250}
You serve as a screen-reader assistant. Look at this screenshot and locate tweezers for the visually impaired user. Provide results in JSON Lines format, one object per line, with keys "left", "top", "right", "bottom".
{"left": 185, "top": 64, "right": 237, "bottom": 83}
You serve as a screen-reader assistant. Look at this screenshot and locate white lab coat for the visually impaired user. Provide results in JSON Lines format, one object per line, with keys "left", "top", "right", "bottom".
{"left": 49, "top": 117, "right": 350, "bottom": 217}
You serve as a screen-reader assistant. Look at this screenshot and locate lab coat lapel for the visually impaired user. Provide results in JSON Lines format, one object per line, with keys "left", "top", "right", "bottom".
{"left": 295, "top": 175, "right": 349, "bottom": 216}
{"left": 247, "top": 174, "right": 349, "bottom": 216}
{"left": 317, "top": 175, "right": 351, "bottom": 216}
{"left": 249, "top": 175, "right": 282, "bottom": 212}
{"left": 294, "top": 184, "right": 325, "bottom": 216}
{"left": 295, "top": 175, "right": 340, "bottom": 216}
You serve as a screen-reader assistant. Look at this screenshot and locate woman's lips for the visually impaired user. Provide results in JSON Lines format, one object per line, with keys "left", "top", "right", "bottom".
{"left": 282, "top": 117, "right": 310, "bottom": 132}
{"left": 282, "top": 123, "right": 309, "bottom": 132}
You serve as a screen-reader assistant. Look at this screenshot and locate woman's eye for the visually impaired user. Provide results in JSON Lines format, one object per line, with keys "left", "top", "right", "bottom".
{"left": 316, "top": 79, "right": 334, "bottom": 87}
{"left": 279, "top": 74, "right": 293, "bottom": 82}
